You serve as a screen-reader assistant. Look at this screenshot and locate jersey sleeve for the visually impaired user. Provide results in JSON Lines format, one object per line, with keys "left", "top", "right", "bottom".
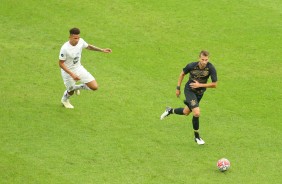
{"left": 209, "top": 64, "right": 217, "bottom": 82}
{"left": 59, "top": 46, "right": 66, "bottom": 60}
{"left": 183, "top": 63, "right": 193, "bottom": 74}
{"left": 80, "top": 38, "right": 89, "bottom": 48}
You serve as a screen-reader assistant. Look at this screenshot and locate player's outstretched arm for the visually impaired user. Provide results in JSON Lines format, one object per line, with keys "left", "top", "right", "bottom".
{"left": 87, "top": 44, "right": 112, "bottom": 53}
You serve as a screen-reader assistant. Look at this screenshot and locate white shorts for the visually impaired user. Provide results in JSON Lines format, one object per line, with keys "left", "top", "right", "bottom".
{"left": 61, "top": 66, "right": 95, "bottom": 91}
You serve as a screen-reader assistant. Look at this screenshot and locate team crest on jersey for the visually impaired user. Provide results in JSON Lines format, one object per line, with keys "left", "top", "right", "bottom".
{"left": 202, "top": 71, "right": 209, "bottom": 76}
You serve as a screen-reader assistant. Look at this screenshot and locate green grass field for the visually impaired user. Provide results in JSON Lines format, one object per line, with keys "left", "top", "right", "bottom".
{"left": 0, "top": 0, "right": 281, "bottom": 183}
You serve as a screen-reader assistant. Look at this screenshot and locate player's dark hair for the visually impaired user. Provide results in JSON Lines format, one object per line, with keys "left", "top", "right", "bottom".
{"left": 199, "top": 50, "right": 209, "bottom": 57}
{"left": 69, "top": 28, "right": 80, "bottom": 35}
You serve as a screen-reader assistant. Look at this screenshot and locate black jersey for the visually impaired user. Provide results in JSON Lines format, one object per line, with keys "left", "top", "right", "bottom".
{"left": 183, "top": 62, "right": 217, "bottom": 94}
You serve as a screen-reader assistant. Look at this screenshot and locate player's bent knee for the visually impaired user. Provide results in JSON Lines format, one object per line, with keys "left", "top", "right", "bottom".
{"left": 183, "top": 109, "right": 190, "bottom": 116}
{"left": 193, "top": 112, "right": 200, "bottom": 117}
{"left": 192, "top": 107, "right": 200, "bottom": 117}
{"left": 86, "top": 81, "right": 98, "bottom": 90}
{"left": 90, "top": 85, "right": 98, "bottom": 90}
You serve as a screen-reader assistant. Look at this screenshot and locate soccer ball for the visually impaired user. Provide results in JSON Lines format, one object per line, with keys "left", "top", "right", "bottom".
{"left": 217, "top": 158, "right": 230, "bottom": 172}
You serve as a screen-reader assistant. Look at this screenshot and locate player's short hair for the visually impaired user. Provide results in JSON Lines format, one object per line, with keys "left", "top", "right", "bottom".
{"left": 199, "top": 50, "right": 209, "bottom": 57}
{"left": 69, "top": 28, "right": 80, "bottom": 35}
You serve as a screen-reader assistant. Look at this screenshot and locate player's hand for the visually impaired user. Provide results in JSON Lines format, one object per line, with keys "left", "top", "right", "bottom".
{"left": 70, "top": 73, "right": 80, "bottom": 81}
{"left": 189, "top": 80, "right": 201, "bottom": 89}
{"left": 176, "top": 89, "right": 181, "bottom": 97}
{"left": 102, "top": 48, "right": 112, "bottom": 53}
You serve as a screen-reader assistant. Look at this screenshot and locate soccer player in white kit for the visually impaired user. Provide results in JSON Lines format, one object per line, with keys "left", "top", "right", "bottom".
{"left": 59, "top": 28, "right": 112, "bottom": 108}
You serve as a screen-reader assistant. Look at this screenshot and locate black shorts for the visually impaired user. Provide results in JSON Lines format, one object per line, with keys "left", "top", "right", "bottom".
{"left": 183, "top": 89, "right": 203, "bottom": 110}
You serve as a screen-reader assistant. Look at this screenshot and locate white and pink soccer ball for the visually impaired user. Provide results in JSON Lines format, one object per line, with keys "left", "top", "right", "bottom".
{"left": 217, "top": 158, "right": 230, "bottom": 172}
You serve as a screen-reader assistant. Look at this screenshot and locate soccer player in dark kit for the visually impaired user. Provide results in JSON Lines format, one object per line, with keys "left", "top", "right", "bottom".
{"left": 160, "top": 50, "right": 217, "bottom": 145}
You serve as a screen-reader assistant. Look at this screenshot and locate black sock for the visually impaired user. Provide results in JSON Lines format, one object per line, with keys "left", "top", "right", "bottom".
{"left": 173, "top": 108, "right": 184, "bottom": 115}
{"left": 194, "top": 131, "right": 200, "bottom": 139}
{"left": 192, "top": 116, "right": 200, "bottom": 138}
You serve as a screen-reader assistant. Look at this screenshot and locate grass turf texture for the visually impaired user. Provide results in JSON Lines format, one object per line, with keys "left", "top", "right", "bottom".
{"left": 0, "top": 0, "right": 281, "bottom": 183}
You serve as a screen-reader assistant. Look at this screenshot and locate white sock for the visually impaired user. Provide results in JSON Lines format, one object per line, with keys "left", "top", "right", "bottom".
{"left": 74, "top": 84, "right": 90, "bottom": 90}
{"left": 62, "top": 90, "right": 71, "bottom": 100}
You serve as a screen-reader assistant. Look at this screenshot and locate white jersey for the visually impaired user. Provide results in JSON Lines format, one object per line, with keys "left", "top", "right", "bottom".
{"left": 59, "top": 38, "right": 88, "bottom": 71}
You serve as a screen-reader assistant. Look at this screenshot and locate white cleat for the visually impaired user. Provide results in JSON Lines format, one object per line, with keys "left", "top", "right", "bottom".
{"left": 74, "top": 89, "right": 80, "bottom": 96}
{"left": 160, "top": 107, "right": 172, "bottom": 120}
{"left": 61, "top": 99, "right": 74, "bottom": 109}
{"left": 195, "top": 138, "right": 205, "bottom": 145}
